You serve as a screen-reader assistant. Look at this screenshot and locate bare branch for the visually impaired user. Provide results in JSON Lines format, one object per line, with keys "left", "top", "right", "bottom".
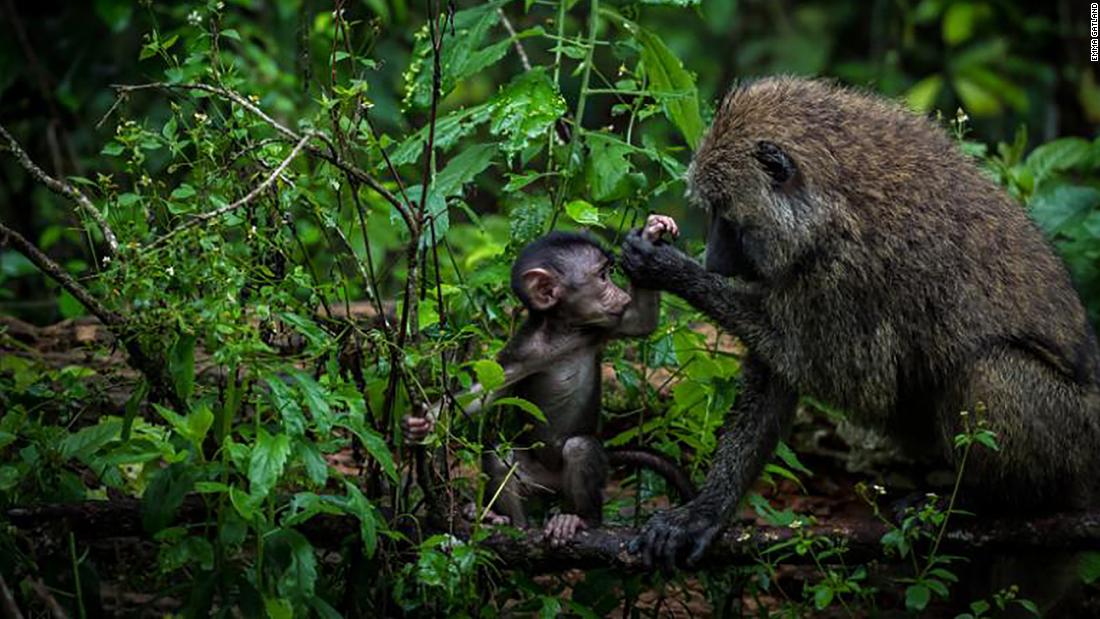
{"left": 498, "top": 9, "right": 532, "bottom": 72}
{"left": 0, "top": 222, "right": 121, "bottom": 327}
{"left": 110, "top": 82, "right": 418, "bottom": 234}
{"left": 150, "top": 132, "right": 314, "bottom": 248}
{"left": 0, "top": 574, "right": 25, "bottom": 619}
{"left": 0, "top": 124, "right": 119, "bottom": 255}
{"left": 26, "top": 579, "right": 68, "bottom": 619}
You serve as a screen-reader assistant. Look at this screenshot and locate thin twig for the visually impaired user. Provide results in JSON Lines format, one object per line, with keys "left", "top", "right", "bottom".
{"left": 0, "top": 124, "right": 119, "bottom": 255}
{"left": 0, "top": 223, "right": 121, "bottom": 327}
{"left": 109, "top": 82, "right": 418, "bottom": 234}
{"left": 150, "top": 132, "right": 313, "bottom": 248}
{"left": 26, "top": 579, "right": 68, "bottom": 619}
{"left": 498, "top": 8, "right": 532, "bottom": 71}
{"left": 0, "top": 575, "right": 25, "bottom": 619}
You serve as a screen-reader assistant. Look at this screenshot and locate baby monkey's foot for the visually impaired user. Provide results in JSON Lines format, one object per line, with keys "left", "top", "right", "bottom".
{"left": 461, "top": 503, "right": 512, "bottom": 526}
{"left": 543, "top": 513, "right": 589, "bottom": 547}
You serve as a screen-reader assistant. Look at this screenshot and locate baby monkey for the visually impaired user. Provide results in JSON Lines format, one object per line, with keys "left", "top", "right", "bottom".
{"left": 404, "top": 215, "right": 691, "bottom": 543}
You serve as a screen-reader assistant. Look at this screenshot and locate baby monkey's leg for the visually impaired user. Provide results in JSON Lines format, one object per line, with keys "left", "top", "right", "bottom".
{"left": 480, "top": 451, "right": 527, "bottom": 527}
{"left": 545, "top": 436, "right": 608, "bottom": 544}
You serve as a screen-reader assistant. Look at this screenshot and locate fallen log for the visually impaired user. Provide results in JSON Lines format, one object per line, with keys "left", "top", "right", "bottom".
{"left": 9, "top": 499, "right": 1100, "bottom": 572}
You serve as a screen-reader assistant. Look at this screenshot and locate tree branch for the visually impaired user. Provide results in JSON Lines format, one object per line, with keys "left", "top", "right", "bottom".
{"left": 0, "top": 124, "right": 119, "bottom": 255}
{"left": 150, "top": 132, "right": 314, "bottom": 248}
{"left": 0, "top": 223, "right": 121, "bottom": 327}
{"left": 10, "top": 499, "right": 1100, "bottom": 573}
{"left": 109, "top": 82, "right": 418, "bottom": 235}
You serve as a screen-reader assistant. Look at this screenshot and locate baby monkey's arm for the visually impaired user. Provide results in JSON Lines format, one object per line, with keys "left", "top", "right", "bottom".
{"left": 614, "top": 214, "right": 679, "bottom": 337}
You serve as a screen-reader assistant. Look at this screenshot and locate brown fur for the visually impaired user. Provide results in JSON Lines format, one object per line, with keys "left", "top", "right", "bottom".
{"left": 622, "top": 76, "right": 1100, "bottom": 567}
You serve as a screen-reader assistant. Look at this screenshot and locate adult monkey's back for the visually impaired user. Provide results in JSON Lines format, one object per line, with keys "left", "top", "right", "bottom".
{"left": 620, "top": 76, "right": 1100, "bottom": 568}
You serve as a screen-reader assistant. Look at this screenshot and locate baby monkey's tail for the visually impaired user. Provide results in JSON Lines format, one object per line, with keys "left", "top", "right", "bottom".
{"left": 608, "top": 447, "right": 698, "bottom": 502}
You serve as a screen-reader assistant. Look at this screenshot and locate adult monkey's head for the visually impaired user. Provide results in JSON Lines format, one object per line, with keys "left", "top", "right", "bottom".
{"left": 687, "top": 77, "right": 855, "bottom": 283}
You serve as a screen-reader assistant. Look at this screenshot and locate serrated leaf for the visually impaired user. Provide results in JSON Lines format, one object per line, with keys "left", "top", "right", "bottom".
{"left": 356, "top": 427, "right": 397, "bottom": 483}
{"left": 345, "top": 482, "right": 379, "bottom": 557}
{"left": 435, "top": 144, "right": 497, "bottom": 197}
{"left": 249, "top": 429, "right": 291, "bottom": 500}
{"left": 489, "top": 68, "right": 567, "bottom": 155}
{"left": 289, "top": 370, "right": 333, "bottom": 434}
{"left": 1025, "top": 138, "right": 1092, "bottom": 186}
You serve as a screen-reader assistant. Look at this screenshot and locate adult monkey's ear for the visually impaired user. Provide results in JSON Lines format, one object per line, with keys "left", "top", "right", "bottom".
{"left": 754, "top": 141, "right": 798, "bottom": 189}
{"left": 521, "top": 268, "right": 562, "bottom": 311}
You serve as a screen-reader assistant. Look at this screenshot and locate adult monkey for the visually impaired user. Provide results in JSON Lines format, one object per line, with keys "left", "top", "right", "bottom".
{"left": 621, "top": 76, "right": 1100, "bottom": 569}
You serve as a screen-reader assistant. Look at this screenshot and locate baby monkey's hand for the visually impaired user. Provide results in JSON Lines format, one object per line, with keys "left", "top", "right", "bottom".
{"left": 642, "top": 214, "right": 679, "bottom": 243}
{"left": 401, "top": 401, "right": 438, "bottom": 442}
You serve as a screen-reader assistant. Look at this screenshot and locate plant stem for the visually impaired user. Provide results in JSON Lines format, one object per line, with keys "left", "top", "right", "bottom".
{"left": 549, "top": 0, "right": 599, "bottom": 230}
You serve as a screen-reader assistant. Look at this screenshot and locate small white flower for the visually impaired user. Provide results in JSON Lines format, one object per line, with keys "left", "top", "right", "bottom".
{"left": 166, "top": 266, "right": 175, "bottom": 276}
{"left": 102, "top": 256, "right": 111, "bottom": 266}
{"left": 736, "top": 530, "right": 752, "bottom": 542}
{"left": 194, "top": 112, "right": 208, "bottom": 124}
{"left": 872, "top": 483, "right": 886, "bottom": 496}
{"left": 187, "top": 11, "right": 202, "bottom": 26}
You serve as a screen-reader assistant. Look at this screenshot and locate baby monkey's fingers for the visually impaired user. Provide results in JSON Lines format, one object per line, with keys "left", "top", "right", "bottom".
{"left": 401, "top": 415, "right": 434, "bottom": 441}
{"left": 642, "top": 214, "right": 680, "bottom": 242}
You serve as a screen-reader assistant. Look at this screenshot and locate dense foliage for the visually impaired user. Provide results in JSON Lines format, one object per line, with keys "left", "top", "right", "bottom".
{"left": 1, "top": 0, "right": 1098, "bottom": 616}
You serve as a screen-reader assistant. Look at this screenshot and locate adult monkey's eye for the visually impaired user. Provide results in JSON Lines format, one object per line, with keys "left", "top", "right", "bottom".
{"left": 753, "top": 141, "right": 797, "bottom": 188}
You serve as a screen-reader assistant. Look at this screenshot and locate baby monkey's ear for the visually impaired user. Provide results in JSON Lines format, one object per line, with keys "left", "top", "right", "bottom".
{"left": 521, "top": 268, "right": 562, "bottom": 311}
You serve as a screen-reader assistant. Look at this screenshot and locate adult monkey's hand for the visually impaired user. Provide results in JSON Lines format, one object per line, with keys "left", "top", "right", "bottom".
{"left": 628, "top": 504, "right": 723, "bottom": 570}
{"left": 619, "top": 225, "right": 703, "bottom": 294}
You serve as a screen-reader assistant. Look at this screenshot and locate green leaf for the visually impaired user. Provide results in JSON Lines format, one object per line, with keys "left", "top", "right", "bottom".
{"left": 356, "top": 427, "right": 398, "bottom": 483}
{"left": 268, "top": 528, "right": 318, "bottom": 601}
{"left": 435, "top": 144, "right": 497, "bottom": 197}
{"left": 171, "top": 183, "right": 196, "bottom": 200}
{"left": 942, "top": 1, "right": 985, "bottom": 46}
{"left": 905, "top": 74, "right": 944, "bottom": 112}
{"left": 952, "top": 76, "right": 1001, "bottom": 117}
{"left": 264, "top": 597, "right": 293, "bottom": 619}
{"left": 94, "top": 0, "right": 132, "bottom": 32}
{"left": 492, "top": 396, "right": 547, "bottom": 423}
{"left": 405, "top": 2, "right": 504, "bottom": 107}
{"left": 289, "top": 370, "right": 333, "bottom": 434}
{"left": 635, "top": 27, "right": 704, "bottom": 148}
{"left": 153, "top": 403, "right": 213, "bottom": 447}
{"left": 229, "top": 485, "right": 260, "bottom": 520}
{"left": 249, "top": 429, "right": 291, "bottom": 500}
{"left": 489, "top": 69, "right": 567, "bottom": 156}
{"left": 57, "top": 290, "right": 85, "bottom": 319}
{"left": 297, "top": 440, "right": 329, "bottom": 487}
{"left": 1030, "top": 186, "right": 1100, "bottom": 236}
{"left": 1025, "top": 138, "right": 1092, "bottom": 186}
{"left": 61, "top": 419, "right": 122, "bottom": 460}
{"left": 1080, "top": 551, "right": 1100, "bottom": 584}
{"left": 345, "top": 482, "right": 379, "bottom": 557}
{"left": 905, "top": 584, "right": 931, "bottom": 611}
{"left": 168, "top": 333, "right": 196, "bottom": 403}
{"left": 813, "top": 586, "right": 834, "bottom": 610}
{"left": 265, "top": 377, "right": 307, "bottom": 436}
{"left": 585, "top": 135, "right": 639, "bottom": 202}
{"left": 473, "top": 359, "right": 506, "bottom": 392}
{"left": 564, "top": 199, "right": 603, "bottom": 228}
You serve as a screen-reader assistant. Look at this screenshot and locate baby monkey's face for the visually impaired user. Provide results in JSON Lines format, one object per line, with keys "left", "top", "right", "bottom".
{"left": 560, "top": 249, "right": 631, "bottom": 328}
